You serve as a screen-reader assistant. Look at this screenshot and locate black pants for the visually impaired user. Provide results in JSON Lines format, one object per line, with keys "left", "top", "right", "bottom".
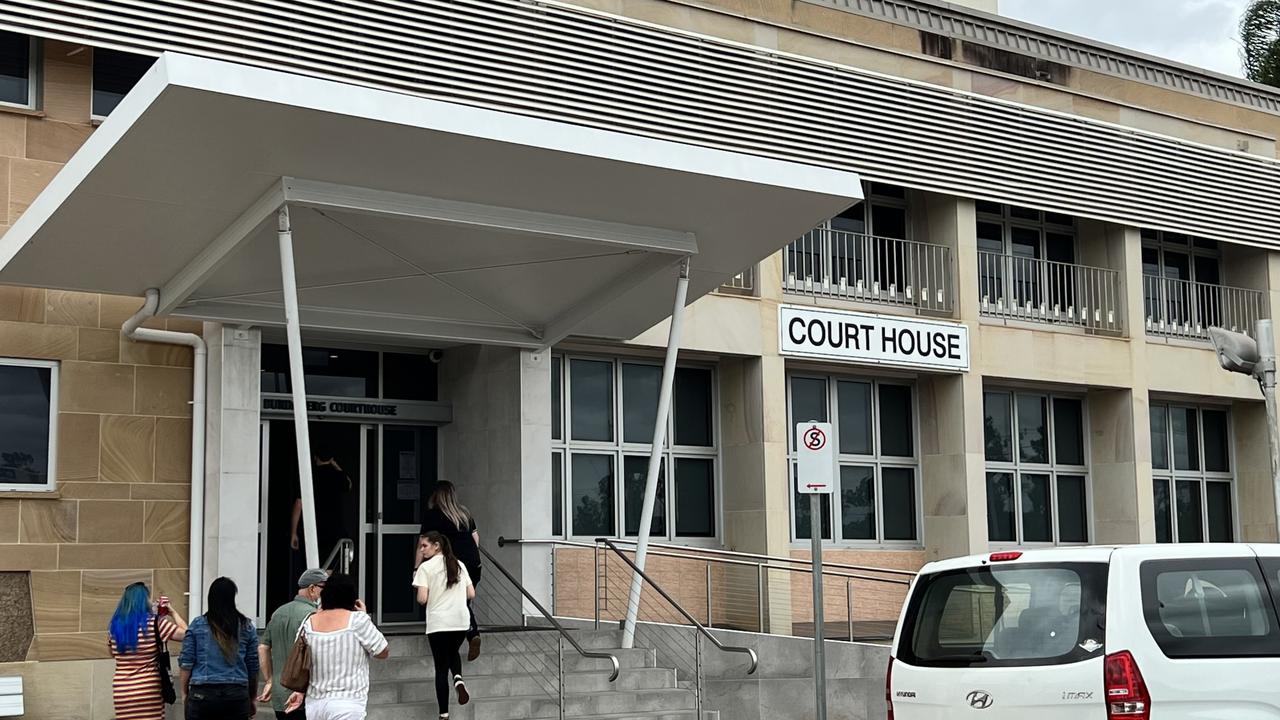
{"left": 276, "top": 708, "right": 306, "bottom": 720}
{"left": 466, "top": 574, "right": 481, "bottom": 641}
{"left": 185, "top": 684, "right": 249, "bottom": 720}
{"left": 428, "top": 631, "right": 467, "bottom": 714}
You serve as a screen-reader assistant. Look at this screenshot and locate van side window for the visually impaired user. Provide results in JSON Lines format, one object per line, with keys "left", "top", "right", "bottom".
{"left": 1141, "top": 558, "right": 1280, "bottom": 659}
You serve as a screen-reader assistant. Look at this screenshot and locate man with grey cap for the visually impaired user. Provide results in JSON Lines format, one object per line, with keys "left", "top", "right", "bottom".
{"left": 258, "top": 568, "right": 327, "bottom": 719}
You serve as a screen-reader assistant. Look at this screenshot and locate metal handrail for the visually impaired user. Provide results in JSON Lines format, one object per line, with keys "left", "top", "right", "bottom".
{"left": 599, "top": 539, "right": 759, "bottom": 675}
{"left": 602, "top": 538, "right": 917, "bottom": 580}
{"left": 322, "top": 538, "right": 354, "bottom": 575}
{"left": 478, "top": 545, "right": 621, "bottom": 682}
{"left": 503, "top": 537, "right": 915, "bottom": 582}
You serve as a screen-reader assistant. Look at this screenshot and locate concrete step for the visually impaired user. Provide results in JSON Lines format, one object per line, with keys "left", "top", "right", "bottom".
{"left": 371, "top": 647, "right": 657, "bottom": 681}
{"left": 366, "top": 687, "right": 696, "bottom": 720}
{"left": 370, "top": 666, "right": 679, "bottom": 704}
{"left": 385, "top": 628, "right": 625, "bottom": 657}
{"left": 368, "top": 707, "right": 713, "bottom": 720}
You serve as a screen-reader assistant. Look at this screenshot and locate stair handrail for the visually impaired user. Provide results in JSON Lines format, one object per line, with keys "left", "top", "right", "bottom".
{"left": 599, "top": 538, "right": 759, "bottom": 675}
{"left": 500, "top": 537, "right": 914, "bottom": 585}
{"left": 322, "top": 538, "right": 355, "bottom": 575}
{"left": 478, "top": 545, "right": 620, "bottom": 682}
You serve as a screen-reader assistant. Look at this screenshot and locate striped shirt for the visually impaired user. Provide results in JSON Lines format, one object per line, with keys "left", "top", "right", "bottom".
{"left": 109, "top": 616, "right": 178, "bottom": 720}
{"left": 302, "top": 611, "right": 388, "bottom": 702}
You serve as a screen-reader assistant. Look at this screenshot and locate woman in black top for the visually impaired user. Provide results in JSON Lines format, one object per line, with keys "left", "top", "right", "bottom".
{"left": 419, "top": 481, "right": 483, "bottom": 660}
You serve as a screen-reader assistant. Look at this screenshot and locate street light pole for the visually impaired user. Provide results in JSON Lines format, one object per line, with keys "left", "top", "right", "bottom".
{"left": 1255, "top": 320, "right": 1280, "bottom": 537}
{"left": 1209, "top": 319, "right": 1280, "bottom": 539}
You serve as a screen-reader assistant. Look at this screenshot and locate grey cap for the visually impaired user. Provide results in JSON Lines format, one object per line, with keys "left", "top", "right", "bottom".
{"left": 297, "top": 568, "right": 329, "bottom": 588}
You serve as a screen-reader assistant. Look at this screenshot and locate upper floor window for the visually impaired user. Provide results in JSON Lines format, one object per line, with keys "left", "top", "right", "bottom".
{"left": 92, "top": 48, "right": 155, "bottom": 117}
{"left": 0, "top": 32, "right": 37, "bottom": 109}
{"left": 0, "top": 359, "right": 58, "bottom": 493}
{"left": 551, "top": 355, "right": 718, "bottom": 541}
{"left": 829, "top": 183, "right": 909, "bottom": 239}
{"left": 976, "top": 204, "right": 1091, "bottom": 326}
{"left": 1150, "top": 403, "right": 1234, "bottom": 543}
{"left": 1141, "top": 229, "right": 1220, "bottom": 286}
{"left": 976, "top": 202, "right": 1077, "bottom": 264}
{"left": 787, "top": 373, "right": 919, "bottom": 546}
{"left": 984, "top": 389, "right": 1089, "bottom": 546}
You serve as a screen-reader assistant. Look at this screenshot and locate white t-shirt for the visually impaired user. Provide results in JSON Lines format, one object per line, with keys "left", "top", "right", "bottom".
{"left": 412, "top": 554, "right": 473, "bottom": 634}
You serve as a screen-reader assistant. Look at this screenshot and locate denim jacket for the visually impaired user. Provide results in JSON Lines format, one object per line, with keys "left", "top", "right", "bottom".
{"left": 179, "top": 615, "right": 260, "bottom": 686}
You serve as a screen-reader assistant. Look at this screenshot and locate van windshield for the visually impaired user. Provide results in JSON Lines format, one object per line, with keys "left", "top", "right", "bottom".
{"left": 899, "top": 562, "right": 1107, "bottom": 668}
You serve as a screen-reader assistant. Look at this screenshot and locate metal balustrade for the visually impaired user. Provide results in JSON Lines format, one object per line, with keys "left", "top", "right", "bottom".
{"left": 719, "top": 267, "right": 755, "bottom": 294}
{"left": 783, "top": 228, "right": 953, "bottom": 312}
{"left": 978, "top": 252, "right": 1122, "bottom": 333}
{"left": 1143, "top": 276, "right": 1266, "bottom": 341}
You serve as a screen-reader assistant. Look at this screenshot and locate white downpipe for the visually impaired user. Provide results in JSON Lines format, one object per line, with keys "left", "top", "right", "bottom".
{"left": 278, "top": 206, "right": 321, "bottom": 569}
{"left": 622, "top": 258, "right": 690, "bottom": 650}
{"left": 123, "top": 289, "right": 208, "bottom": 616}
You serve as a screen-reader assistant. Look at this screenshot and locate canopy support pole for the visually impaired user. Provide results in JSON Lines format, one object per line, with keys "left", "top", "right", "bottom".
{"left": 622, "top": 257, "right": 691, "bottom": 649}
{"left": 278, "top": 205, "right": 320, "bottom": 570}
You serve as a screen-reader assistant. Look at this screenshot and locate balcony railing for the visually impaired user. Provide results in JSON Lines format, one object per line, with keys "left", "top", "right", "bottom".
{"left": 1143, "top": 276, "right": 1266, "bottom": 341}
{"left": 783, "top": 228, "right": 953, "bottom": 312}
{"left": 978, "top": 252, "right": 1122, "bottom": 334}
{"left": 719, "top": 267, "right": 755, "bottom": 294}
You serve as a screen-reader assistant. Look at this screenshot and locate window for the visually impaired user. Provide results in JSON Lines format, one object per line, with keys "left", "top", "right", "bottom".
{"left": 0, "top": 32, "right": 36, "bottom": 109}
{"left": 984, "top": 390, "right": 1089, "bottom": 546}
{"left": 551, "top": 356, "right": 718, "bottom": 541}
{"left": 898, "top": 562, "right": 1107, "bottom": 668}
{"left": 786, "top": 183, "right": 910, "bottom": 295}
{"left": 1150, "top": 403, "right": 1234, "bottom": 543}
{"left": 260, "top": 344, "right": 438, "bottom": 401}
{"left": 976, "top": 203, "right": 1077, "bottom": 313}
{"left": 92, "top": 48, "right": 155, "bottom": 117}
{"left": 1141, "top": 558, "right": 1280, "bottom": 658}
{"left": 0, "top": 359, "right": 58, "bottom": 492}
{"left": 787, "top": 374, "right": 919, "bottom": 545}
{"left": 1141, "top": 229, "right": 1223, "bottom": 331}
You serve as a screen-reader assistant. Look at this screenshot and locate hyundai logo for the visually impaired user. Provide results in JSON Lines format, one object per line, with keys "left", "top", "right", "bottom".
{"left": 966, "top": 691, "right": 994, "bottom": 710}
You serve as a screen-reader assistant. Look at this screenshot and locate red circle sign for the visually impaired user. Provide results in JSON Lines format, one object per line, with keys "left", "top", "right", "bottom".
{"left": 803, "top": 426, "right": 827, "bottom": 451}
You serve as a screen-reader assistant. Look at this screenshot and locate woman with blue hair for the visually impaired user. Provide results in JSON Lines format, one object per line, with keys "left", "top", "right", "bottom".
{"left": 108, "top": 581, "right": 188, "bottom": 720}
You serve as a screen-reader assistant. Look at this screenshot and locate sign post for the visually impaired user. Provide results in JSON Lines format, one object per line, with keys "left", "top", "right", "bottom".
{"left": 797, "top": 421, "right": 834, "bottom": 720}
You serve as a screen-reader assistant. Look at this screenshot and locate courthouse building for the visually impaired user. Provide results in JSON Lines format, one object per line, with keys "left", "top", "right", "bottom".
{"left": 1, "top": 0, "right": 1280, "bottom": 715}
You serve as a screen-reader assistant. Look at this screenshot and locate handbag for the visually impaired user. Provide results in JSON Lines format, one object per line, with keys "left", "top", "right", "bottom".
{"left": 280, "top": 617, "right": 314, "bottom": 693}
{"left": 153, "top": 616, "right": 177, "bottom": 705}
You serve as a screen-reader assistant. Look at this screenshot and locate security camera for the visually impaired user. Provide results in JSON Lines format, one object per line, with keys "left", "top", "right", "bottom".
{"left": 427, "top": 349, "right": 443, "bottom": 364}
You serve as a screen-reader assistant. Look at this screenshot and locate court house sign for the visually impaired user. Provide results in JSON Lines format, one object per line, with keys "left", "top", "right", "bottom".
{"left": 779, "top": 306, "right": 969, "bottom": 372}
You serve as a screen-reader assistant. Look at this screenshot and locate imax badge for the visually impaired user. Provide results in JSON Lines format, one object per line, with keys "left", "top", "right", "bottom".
{"left": 966, "top": 691, "right": 993, "bottom": 710}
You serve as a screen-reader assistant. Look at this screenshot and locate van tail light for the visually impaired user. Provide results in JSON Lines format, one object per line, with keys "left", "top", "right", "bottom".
{"left": 989, "top": 551, "right": 1023, "bottom": 562}
{"left": 885, "top": 657, "right": 894, "bottom": 720}
{"left": 1104, "top": 650, "right": 1151, "bottom": 719}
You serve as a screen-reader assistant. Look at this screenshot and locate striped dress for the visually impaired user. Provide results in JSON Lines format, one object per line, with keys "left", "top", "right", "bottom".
{"left": 303, "top": 611, "right": 389, "bottom": 703}
{"left": 109, "top": 615, "right": 177, "bottom": 720}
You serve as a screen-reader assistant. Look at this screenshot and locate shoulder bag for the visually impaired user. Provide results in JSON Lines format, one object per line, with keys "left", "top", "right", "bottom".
{"left": 280, "top": 616, "right": 315, "bottom": 693}
{"left": 153, "top": 616, "right": 177, "bottom": 705}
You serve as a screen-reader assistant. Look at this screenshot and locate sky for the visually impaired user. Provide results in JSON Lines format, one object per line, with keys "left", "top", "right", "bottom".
{"left": 999, "top": 0, "right": 1252, "bottom": 78}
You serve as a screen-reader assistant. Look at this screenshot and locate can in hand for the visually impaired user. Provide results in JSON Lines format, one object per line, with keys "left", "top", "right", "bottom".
{"left": 157, "top": 595, "right": 171, "bottom": 615}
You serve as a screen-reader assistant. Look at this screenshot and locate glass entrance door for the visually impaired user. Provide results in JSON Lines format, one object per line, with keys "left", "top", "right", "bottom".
{"left": 259, "top": 420, "right": 368, "bottom": 621}
{"left": 372, "top": 425, "right": 439, "bottom": 624}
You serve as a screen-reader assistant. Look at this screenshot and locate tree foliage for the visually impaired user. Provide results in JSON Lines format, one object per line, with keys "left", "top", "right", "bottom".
{"left": 1242, "top": 0, "right": 1280, "bottom": 86}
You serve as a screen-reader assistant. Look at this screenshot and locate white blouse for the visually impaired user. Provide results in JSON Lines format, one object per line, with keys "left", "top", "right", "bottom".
{"left": 302, "top": 611, "right": 388, "bottom": 702}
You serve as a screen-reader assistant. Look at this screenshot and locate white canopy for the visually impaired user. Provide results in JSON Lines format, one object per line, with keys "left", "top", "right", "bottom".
{"left": 0, "top": 53, "right": 861, "bottom": 348}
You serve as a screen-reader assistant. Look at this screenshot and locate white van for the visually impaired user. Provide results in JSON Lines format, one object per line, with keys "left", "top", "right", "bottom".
{"left": 888, "top": 544, "right": 1280, "bottom": 719}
